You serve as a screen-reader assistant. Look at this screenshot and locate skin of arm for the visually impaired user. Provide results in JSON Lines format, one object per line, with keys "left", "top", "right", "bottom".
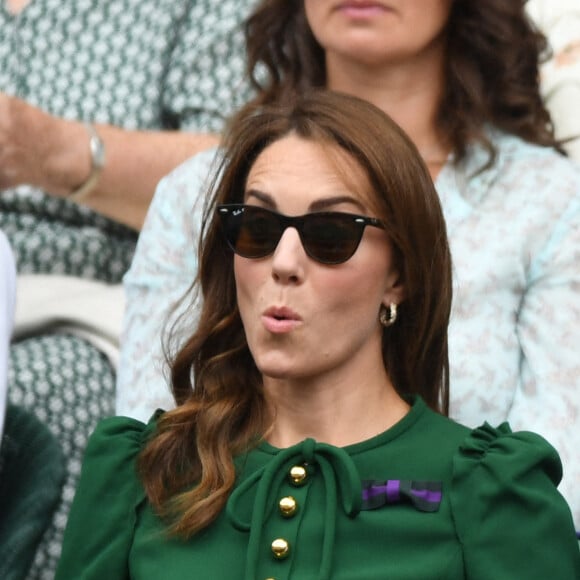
{"left": 0, "top": 93, "right": 220, "bottom": 230}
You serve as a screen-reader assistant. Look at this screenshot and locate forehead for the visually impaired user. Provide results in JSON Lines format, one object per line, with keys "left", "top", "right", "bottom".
{"left": 245, "top": 134, "right": 374, "bottom": 211}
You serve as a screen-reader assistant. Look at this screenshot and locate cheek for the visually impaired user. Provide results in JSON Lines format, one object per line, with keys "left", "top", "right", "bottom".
{"left": 317, "top": 262, "right": 388, "bottom": 320}
{"left": 234, "top": 256, "right": 268, "bottom": 321}
{"left": 304, "top": 0, "right": 317, "bottom": 24}
{"left": 233, "top": 256, "right": 247, "bottom": 288}
{"left": 233, "top": 257, "right": 260, "bottom": 318}
{"left": 418, "top": 0, "right": 452, "bottom": 35}
{"left": 303, "top": 1, "right": 327, "bottom": 44}
{"left": 234, "top": 255, "right": 267, "bottom": 287}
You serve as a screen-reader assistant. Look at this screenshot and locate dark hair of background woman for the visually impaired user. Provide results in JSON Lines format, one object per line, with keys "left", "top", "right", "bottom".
{"left": 244, "top": 0, "right": 564, "bottom": 164}
{"left": 139, "top": 91, "right": 453, "bottom": 537}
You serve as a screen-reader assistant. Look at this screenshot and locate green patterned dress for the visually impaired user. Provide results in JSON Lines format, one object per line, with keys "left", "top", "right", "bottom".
{"left": 0, "top": 1, "right": 254, "bottom": 577}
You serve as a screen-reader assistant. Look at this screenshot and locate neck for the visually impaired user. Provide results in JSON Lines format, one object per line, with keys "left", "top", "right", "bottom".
{"left": 263, "top": 368, "right": 410, "bottom": 449}
{"left": 326, "top": 51, "right": 450, "bottom": 180}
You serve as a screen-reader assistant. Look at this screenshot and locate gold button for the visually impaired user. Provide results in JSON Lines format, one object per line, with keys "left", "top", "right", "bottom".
{"left": 271, "top": 538, "right": 290, "bottom": 559}
{"left": 288, "top": 465, "right": 307, "bottom": 486}
{"left": 279, "top": 496, "right": 298, "bottom": 518}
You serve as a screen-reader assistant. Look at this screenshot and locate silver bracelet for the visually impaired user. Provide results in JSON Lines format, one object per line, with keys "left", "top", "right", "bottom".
{"left": 68, "top": 123, "right": 105, "bottom": 202}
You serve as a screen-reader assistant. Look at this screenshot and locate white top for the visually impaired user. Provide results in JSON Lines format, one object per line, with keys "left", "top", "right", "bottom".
{"left": 0, "top": 230, "right": 16, "bottom": 440}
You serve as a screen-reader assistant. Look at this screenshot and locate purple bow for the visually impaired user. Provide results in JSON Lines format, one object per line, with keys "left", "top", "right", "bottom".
{"left": 361, "top": 480, "right": 442, "bottom": 513}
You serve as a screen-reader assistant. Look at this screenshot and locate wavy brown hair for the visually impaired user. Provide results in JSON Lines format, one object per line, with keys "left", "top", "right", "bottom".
{"left": 139, "top": 91, "right": 452, "bottom": 537}
{"left": 244, "top": 0, "right": 564, "bottom": 164}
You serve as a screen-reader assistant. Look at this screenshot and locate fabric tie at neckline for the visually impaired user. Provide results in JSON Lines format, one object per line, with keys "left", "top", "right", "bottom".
{"left": 227, "top": 438, "right": 361, "bottom": 580}
{"left": 227, "top": 438, "right": 443, "bottom": 579}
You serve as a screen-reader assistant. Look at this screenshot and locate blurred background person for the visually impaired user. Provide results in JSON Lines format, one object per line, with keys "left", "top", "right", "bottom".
{"left": 1, "top": 1, "right": 256, "bottom": 576}
{"left": 0, "top": 230, "right": 64, "bottom": 580}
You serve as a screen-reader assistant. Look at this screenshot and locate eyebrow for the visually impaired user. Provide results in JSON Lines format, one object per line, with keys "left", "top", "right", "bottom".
{"left": 245, "top": 189, "right": 367, "bottom": 213}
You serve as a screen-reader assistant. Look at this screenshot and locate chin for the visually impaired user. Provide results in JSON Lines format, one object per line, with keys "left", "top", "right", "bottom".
{"left": 258, "top": 365, "right": 296, "bottom": 381}
{"left": 255, "top": 357, "right": 301, "bottom": 381}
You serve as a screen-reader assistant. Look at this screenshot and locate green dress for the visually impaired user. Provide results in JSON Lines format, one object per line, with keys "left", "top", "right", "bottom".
{"left": 55, "top": 397, "right": 580, "bottom": 579}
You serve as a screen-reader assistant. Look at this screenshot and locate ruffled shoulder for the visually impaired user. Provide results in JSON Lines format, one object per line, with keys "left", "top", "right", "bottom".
{"left": 451, "top": 423, "right": 580, "bottom": 579}
{"left": 455, "top": 421, "right": 563, "bottom": 483}
{"left": 55, "top": 413, "right": 162, "bottom": 579}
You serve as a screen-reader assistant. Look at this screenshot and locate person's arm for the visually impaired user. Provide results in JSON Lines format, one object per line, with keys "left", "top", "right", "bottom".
{"left": 506, "top": 176, "right": 580, "bottom": 530}
{"left": 0, "top": 0, "right": 255, "bottom": 230}
{"left": 66, "top": 121, "right": 220, "bottom": 231}
{"left": 451, "top": 423, "right": 580, "bottom": 578}
{"left": 0, "top": 93, "right": 218, "bottom": 231}
{"left": 87, "top": 0, "right": 255, "bottom": 230}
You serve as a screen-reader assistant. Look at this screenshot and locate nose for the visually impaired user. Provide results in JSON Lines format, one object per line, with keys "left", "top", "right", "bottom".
{"left": 271, "top": 227, "right": 306, "bottom": 284}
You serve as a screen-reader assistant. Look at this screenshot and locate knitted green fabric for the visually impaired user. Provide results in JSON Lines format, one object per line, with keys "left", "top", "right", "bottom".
{"left": 0, "top": 404, "right": 65, "bottom": 580}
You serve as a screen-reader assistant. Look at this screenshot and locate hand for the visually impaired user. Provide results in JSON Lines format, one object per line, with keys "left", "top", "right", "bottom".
{"left": 0, "top": 93, "right": 88, "bottom": 195}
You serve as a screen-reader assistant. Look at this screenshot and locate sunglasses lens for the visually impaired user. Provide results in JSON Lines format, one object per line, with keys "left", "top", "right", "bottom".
{"left": 221, "top": 206, "right": 280, "bottom": 258}
{"left": 218, "top": 206, "right": 371, "bottom": 264}
{"left": 303, "top": 215, "right": 362, "bottom": 264}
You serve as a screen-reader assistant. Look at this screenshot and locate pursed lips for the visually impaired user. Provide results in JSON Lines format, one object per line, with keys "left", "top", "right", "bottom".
{"left": 262, "top": 306, "right": 302, "bottom": 334}
{"left": 336, "top": 1, "right": 391, "bottom": 10}
{"left": 334, "top": 1, "right": 394, "bottom": 16}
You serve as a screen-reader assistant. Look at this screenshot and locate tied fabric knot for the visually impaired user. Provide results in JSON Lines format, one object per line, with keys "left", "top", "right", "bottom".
{"left": 301, "top": 436, "right": 316, "bottom": 463}
{"left": 227, "top": 438, "right": 362, "bottom": 580}
{"left": 361, "top": 480, "right": 442, "bottom": 512}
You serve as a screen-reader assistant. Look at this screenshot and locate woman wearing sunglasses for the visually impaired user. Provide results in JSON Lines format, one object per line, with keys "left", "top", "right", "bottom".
{"left": 118, "top": 0, "right": 580, "bottom": 530}
{"left": 56, "top": 92, "right": 579, "bottom": 579}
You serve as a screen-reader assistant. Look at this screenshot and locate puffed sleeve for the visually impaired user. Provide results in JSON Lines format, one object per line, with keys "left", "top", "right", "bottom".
{"left": 54, "top": 416, "right": 152, "bottom": 580}
{"left": 451, "top": 423, "right": 580, "bottom": 579}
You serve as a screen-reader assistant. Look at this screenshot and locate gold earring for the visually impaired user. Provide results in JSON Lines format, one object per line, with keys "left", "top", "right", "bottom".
{"left": 379, "top": 303, "right": 397, "bottom": 327}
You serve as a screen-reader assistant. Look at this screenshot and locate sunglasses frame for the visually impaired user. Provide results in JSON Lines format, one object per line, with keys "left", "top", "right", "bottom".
{"left": 217, "top": 203, "right": 385, "bottom": 265}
